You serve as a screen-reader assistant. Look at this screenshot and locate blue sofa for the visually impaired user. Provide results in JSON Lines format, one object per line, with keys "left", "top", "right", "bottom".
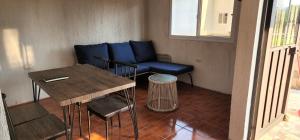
{"left": 74, "top": 41, "right": 194, "bottom": 86}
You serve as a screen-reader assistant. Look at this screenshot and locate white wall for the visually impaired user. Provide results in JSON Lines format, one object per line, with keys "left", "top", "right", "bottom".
{"left": 0, "top": 0, "right": 145, "bottom": 106}
{"left": 145, "top": 0, "right": 236, "bottom": 94}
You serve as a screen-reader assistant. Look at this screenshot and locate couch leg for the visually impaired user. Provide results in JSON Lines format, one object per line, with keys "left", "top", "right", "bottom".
{"left": 188, "top": 73, "right": 193, "bottom": 87}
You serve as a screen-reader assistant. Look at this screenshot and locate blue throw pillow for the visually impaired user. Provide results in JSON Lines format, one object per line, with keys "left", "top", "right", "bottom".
{"left": 129, "top": 40, "right": 157, "bottom": 62}
{"left": 74, "top": 43, "right": 109, "bottom": 68}
{"left": 109, "top": 42, "right": 136, "bottom": 64}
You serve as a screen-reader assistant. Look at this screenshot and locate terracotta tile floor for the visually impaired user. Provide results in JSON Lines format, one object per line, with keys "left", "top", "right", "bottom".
{"left": 260, "top": 89, "right": 300, "bottom": 140}
{"left": 40, "top": 82, "right": 231, "bottom": 140}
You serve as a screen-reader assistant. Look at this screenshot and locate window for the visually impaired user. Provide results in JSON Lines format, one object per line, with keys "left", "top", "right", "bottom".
{"left": 171, "top": 0, "right": 237, "bottom": 42}
{"left": 171, "top": 0, "right": 199, "bottom": 36}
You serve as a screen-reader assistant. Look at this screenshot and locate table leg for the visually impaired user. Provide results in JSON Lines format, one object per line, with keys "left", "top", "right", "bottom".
{"left": 68, "top": 105, "right": 71, "bottom": 125}
{"left": 32, "top": 81, "right": 41, "bottom": 102}
{"left": 70, "top": 105, "right": 75, "bottom": 140}
{"left": 37, "top": 86, "right": 41, "bottom": 101}
{"left": 63, "top": 105, "right": 75, "bottom": 140}
{"left": 124, "top": 88, "right": 138, "bottom": 140}
{"left": 77, "top": 102, "right": 82, "bottom": 137}
{"left": 63, "top": 106, "right": 70, "bottom": 140}
{"left": 32, "top": 80, "right": 37, "bottom": 102}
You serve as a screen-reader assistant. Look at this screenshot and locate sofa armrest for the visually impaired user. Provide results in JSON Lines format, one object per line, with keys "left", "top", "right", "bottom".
{"left": 157, "top": 54, "right": 172, "bottom": 62}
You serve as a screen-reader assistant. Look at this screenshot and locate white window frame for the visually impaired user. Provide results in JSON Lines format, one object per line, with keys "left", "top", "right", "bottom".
{"left": 169, "top": 0, "right": 241, "bottom": 43}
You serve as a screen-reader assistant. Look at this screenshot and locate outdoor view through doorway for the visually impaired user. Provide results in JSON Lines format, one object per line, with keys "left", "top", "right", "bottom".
{"left": 261, "top": 57, "right": 300, "bottom": 139}
{"left": 250, "top": 0, "right": 300, "bottom": 139}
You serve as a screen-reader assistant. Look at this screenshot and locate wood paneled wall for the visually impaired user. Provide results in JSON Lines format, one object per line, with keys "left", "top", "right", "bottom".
{"left": 0, "top": 0, "right": 145, "bottom": 105}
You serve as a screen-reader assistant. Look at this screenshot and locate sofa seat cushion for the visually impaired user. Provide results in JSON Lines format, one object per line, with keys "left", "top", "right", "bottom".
{"left": 74, "top": 43, "right": 109, "bottom": 68}
{"left": 109, "top": 42, "right": 136, "bottom": 64}
{"left": 136, "top": 64, "right": 151, "bottom": 74}
{"left": 129, "top": 40, "right": 157, "bottom": 63}
{"left": 139, "top": 61, "right": 193, "bottom": 75}
{"left": 110, "top": 65, "right": 151, "bottom": 76}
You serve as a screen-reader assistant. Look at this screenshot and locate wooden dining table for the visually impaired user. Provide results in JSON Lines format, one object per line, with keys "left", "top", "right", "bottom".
{"left": 28, "top": 64, "right": 138, "bottom": 140}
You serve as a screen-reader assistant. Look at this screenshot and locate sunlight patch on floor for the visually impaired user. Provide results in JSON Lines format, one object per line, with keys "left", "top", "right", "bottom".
{"left": 74, "top": 132, "right": 106, "bottom": 140}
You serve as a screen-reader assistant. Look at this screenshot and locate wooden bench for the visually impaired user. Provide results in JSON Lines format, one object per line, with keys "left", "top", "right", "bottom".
{"left": 8, "top": 103, "right": 48, "bottom": 126}
{"left": 1, "top": 94, "right": 67, "bottom": 140}
{"left": 14, "top": 114, "right": 66, "bottom": 140}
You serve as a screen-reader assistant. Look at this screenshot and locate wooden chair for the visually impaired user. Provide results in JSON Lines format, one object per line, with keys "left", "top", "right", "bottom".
{"left": 1, "top": 94, "right": 67, "bottom": 140}
{"left": 74, "top": 57, "right": 110, "bottom": 137}
{"left": 87, "top": 61, "right": 137, "bottom": 140}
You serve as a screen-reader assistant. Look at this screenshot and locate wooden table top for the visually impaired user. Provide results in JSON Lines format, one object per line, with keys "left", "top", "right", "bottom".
{"left": 28, "top": 64, "right": 136, "bottom": 106}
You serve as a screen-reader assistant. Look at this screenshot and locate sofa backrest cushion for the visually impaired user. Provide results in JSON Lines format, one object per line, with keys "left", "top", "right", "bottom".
{"left": 109, "top": 42, "right": 136, "bottom": 64}
{"left": 74, "top": 43, "right": 109, "bottom": 68}
{"left": 129, "top": 40, "right": 157, "bottom": 63}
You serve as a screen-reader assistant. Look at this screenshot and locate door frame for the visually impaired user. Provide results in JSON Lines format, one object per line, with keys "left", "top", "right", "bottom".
{"left": 247, "top": 0, "right": 300, "bottom": 139}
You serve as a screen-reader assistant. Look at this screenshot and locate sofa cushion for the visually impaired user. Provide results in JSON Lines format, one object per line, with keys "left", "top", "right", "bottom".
{"left": 109, "top": 42, "right": 136, "bottom": 64}
{"left": 110, "top": 64, "right": 150, "bottom": 76}
{"left": 74, "top": 43, "right": 109, "bottom": 68}
{"left": 129, "top": 40, "right": 157, "bottom": 63}
{"left": 136, "top": 64, "right": 151, "bottom": 74}
{"left": 139, "top": 61, "right": 193, "bottom": 75}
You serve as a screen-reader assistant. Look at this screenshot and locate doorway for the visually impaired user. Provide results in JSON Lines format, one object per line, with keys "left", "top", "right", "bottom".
{"left": 260, "top": 52, "right": 300, "bottom": 139}
{"left": 249, "top": 0, "right": 300, "bottom": 139}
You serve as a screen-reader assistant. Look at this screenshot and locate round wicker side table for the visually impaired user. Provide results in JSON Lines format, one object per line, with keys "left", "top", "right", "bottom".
{"left": 147, "top": 74, "right": 178, "bottom": 112}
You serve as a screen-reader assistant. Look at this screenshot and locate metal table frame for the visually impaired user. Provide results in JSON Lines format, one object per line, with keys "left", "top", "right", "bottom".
{"left": 31, "top": 80, "right": 138, "bottom": 140}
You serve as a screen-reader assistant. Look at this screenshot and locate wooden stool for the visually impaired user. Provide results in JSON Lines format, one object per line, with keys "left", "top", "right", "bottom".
{"left": 147, "top": 74, "right": 178, "bottom": 112}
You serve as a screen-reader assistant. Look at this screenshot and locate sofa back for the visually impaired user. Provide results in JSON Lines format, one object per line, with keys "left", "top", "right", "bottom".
{"left": 129, "top": 40, "right": 157, "bottom": 63}
{"left": 74, "top": 43, "right": 109, "bottom": 68}
{"left": 74, "top": 41, "right": 157, "bottom": 68}
{"left": 108, "top": 42, "right": 137, "bottom": 64}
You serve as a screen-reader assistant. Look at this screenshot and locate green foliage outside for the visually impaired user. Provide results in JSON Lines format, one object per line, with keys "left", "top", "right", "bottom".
{"left": 272, "top": 5, "right": 300, "bottom": 47}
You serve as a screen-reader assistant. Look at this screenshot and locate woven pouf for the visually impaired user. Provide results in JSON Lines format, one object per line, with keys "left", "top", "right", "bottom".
{"left": 147, "top": 74, "right": 178, "bottom": 112}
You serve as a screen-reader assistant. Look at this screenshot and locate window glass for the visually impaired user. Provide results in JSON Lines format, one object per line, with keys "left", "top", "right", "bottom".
{"left": 200, "top": 0, "right": 234, "bottom": 37}
{"left": 171, "top": 0, "right": 199, "bottom": 36}
{"left": 170, "top": 0, "right": 237, "bottom": 41}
